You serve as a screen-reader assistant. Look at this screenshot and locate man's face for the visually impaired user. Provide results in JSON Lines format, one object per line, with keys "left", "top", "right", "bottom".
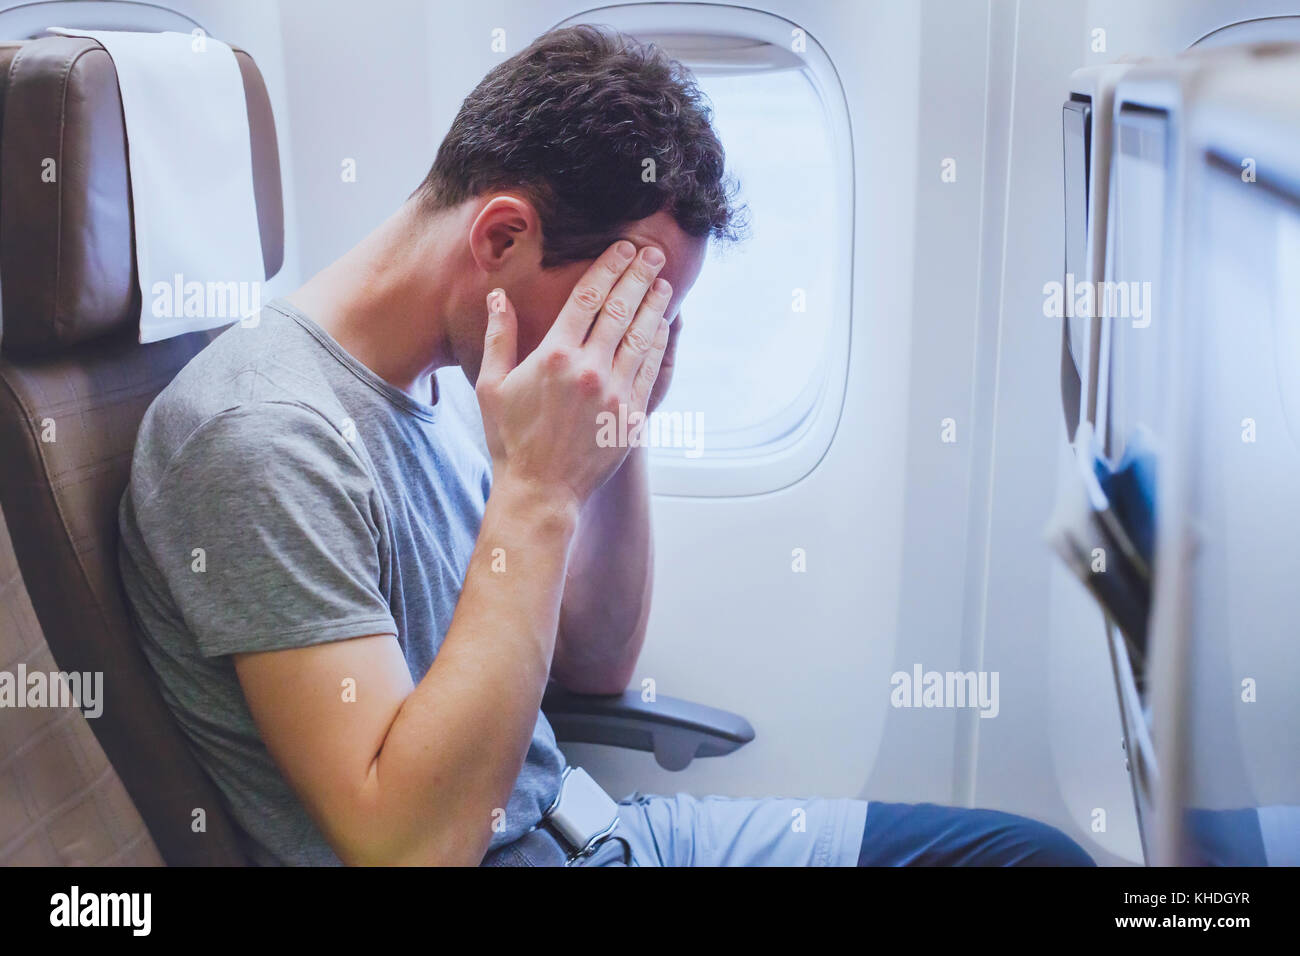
{"left": 509, "top": 210, "right": 708, "bottom": 364}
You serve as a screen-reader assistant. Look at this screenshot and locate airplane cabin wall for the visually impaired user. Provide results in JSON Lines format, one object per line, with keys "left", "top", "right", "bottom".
{"left": 854, "top": 0, "right": 1141, "bottom": 864}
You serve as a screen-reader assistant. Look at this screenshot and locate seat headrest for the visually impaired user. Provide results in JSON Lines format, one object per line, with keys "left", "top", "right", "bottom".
{"left": 0, "top": 35, "right": 283, "bottom": 355}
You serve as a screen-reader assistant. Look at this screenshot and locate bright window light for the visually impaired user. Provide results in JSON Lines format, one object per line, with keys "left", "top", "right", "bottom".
{"left": 654, "top": 66, "right": 838, "bottom": 458}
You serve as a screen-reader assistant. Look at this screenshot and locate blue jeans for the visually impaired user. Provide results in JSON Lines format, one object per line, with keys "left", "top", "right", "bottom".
{"left": 854, "top": 800, "right": 1097, "bottom": 866}
{"left": 593, "top": 793, "right": 1095, "bottom": 867}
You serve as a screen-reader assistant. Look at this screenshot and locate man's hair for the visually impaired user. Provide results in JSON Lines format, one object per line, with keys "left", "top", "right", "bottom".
{"left": 414, "top": 25, "right": 744, "bottom": 267}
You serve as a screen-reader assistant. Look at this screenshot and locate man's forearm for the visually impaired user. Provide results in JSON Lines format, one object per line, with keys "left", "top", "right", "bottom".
{"left": 358, "top": 474, "right": 578, "bottom": 865}
{"left": 360, "top": 450, "right": 653, "bottom": 862}
{"left": 551, "top": 445, "right": 654, "bottom": 694}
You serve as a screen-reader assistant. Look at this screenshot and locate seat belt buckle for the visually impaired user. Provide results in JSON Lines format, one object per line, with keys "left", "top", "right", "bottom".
{"left": 542, "top": 766, "right": 623, "bottom": 865}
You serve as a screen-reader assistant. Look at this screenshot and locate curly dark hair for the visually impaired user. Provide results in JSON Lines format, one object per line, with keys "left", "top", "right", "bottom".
{"left": 413, "top": 24, "right": 744, "bottom": 267}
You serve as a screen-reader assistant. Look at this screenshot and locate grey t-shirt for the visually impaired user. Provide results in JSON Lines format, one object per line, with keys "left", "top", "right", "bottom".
{"left": 117, "top": 298, "right": 565, "bottom": 865}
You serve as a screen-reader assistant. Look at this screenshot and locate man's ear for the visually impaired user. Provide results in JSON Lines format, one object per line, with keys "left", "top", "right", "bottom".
{"left": 468, "top": 195, "right": 541, "bottom": 273}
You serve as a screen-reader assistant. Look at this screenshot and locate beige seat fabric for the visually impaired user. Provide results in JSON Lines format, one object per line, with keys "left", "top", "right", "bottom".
{"left": 0, "top": 508, "right": 163, "bottom": 865}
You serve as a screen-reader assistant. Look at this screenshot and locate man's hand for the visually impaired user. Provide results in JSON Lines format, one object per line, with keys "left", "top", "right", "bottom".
{"left": 475, "top": 240, "right": 673, "bottom": 511}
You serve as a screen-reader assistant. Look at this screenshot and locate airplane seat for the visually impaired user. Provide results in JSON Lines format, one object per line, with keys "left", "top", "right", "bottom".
{"left": 0, "top": 39, "right": 164, "bottom": 867}
{"left": 0, "top": 35, "right": 284, "bottom": 865}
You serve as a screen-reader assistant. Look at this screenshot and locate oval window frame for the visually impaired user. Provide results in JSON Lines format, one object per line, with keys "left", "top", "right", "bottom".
{"left": 556, "top": 2, "right": 855, "bottom": 498}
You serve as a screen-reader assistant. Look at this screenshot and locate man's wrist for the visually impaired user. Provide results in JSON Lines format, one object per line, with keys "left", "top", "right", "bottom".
{"left": 488, "top": 470, "right": 582, "bottom": 539}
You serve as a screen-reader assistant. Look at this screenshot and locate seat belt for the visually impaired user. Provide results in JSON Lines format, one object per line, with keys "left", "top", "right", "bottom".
{"left": 541, "top": 766, "right": 624, "bottom": 861}
{"left": 480, "top": 766, "right": 632, "bottom": 867}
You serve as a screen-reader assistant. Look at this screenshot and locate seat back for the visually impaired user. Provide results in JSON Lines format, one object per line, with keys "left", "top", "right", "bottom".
{"left": 0, "top": 35, "right": 284, "bottom": 865}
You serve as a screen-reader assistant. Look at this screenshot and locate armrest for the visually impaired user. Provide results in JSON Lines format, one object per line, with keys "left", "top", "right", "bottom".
{"left": 541, "top": 684, "right": 756, "bottom": 771}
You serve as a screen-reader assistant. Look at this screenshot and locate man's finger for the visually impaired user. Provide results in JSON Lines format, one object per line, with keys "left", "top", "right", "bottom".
{"left": 612, "top": 276, "right": 672, "bottom": 392}
{"left": 631, "top": 318, "right": 671, "bottom": 412}
{"left": 478, "top": 288, "right": 517, "bottom": 387}
{"left": 545, "top": 240, "right": 637, "bottom": 346}
{"left": 586, "top": 245, "right": 665, "bottom": 361}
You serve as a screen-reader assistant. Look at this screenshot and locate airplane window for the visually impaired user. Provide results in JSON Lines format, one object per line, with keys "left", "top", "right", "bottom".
{"left": 567, "top": 5, "right": 854, "bottom": 497}
{"left": 653, "top": 66, "right": 836, "bottom": 458}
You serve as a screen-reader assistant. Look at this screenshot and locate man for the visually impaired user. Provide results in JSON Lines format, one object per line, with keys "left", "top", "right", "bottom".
{"left": 119, "top": 25, "right": 1094, "bottom": 867}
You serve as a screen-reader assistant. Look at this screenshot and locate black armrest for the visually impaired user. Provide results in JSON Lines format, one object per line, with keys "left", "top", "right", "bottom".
{"left": 541, "top": 684, "right": 755, "bottom": 771}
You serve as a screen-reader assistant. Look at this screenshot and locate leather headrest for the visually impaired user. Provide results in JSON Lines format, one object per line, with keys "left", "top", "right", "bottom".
{"left": 0, "top": 35, "right": 283, "bottom": 355}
